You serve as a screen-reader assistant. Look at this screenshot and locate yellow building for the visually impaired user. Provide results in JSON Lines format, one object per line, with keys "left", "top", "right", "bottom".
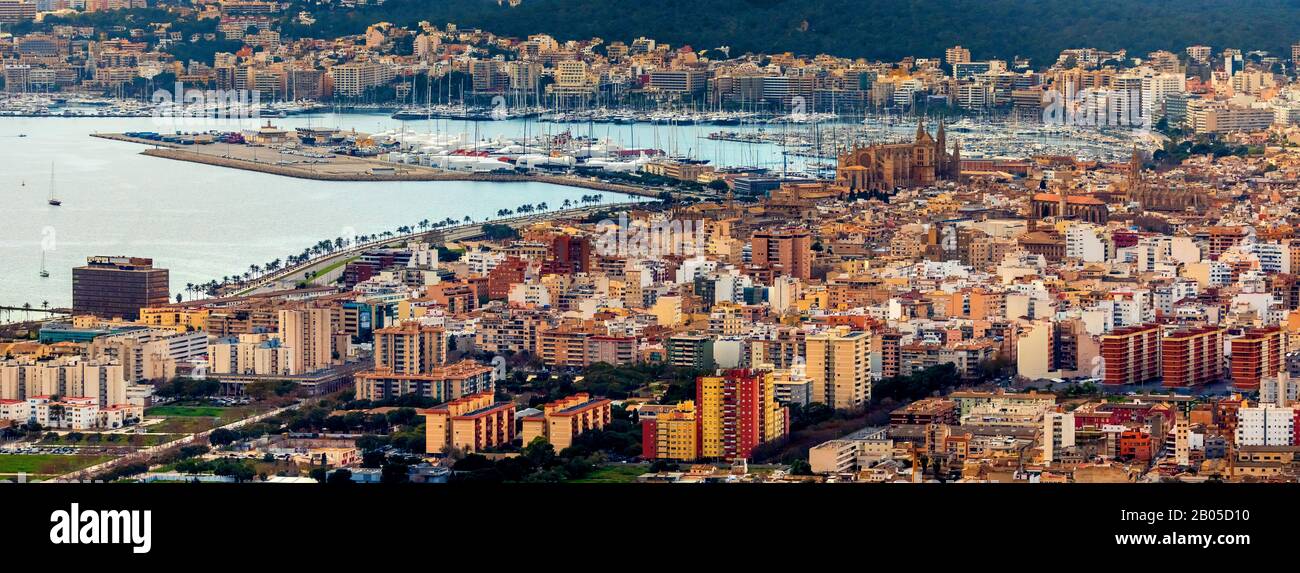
{"left": 372, "top": 322, "right": 447, "bottom": 374}
{"left": 519, "top": 393, "right": 613, "bottom": 451}
{"left": 696, "top": 369, "right": 787, "bottom": 460}
{"left": 805, "top": 327, "right": 871, "bottom": 409}
{"left": 796, "top": 286, "right": 829, "bottom": 313}
{"left": 420, "top": 391, "right": 515, "bottom": 454}
{"left": 138, "top": 307, "right": 210, "bottom": 332}
{"left": 649, "top": 295, "right": 683, "bottom": 326}
{"left": 642, "top": 401, "right": 698, "bottom": 461}
{"left": 278, "top": 308, "right": 333, "bottom": 375}
{"left": 354, "top": 359, "right": 494, "bottom": 401}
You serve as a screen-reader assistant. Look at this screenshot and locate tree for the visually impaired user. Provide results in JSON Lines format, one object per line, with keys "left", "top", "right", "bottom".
{"left": 327, "top": 469, "right": 354, "bottom": 484}
{"left": 523, "top": 437, "right": 557, "bottom": 468}
{"left": 788, "top": 459, "right": 813, "bottom": 475}
{"left": 649, "top": 460, "right": 679, "bottom": 472}
{"left": 209, "top": 428, "right": 238, "bottom": 446}
{"left": 453, "top": 454, "right": 494, "bottom": 472}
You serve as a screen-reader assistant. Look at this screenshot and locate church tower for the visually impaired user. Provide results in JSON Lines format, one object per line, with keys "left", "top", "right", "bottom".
{"left": 936, "top": 118, "right": 947, "bottom": 160}
{"left": 949, "top": 138, "right": 961, "bottom": 179}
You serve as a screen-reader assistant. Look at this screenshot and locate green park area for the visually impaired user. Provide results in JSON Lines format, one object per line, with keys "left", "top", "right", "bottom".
{"left": 0, "top": 454, "right": 114, "bottom": 478}
{"left": 39, "top": 432, "right": 180, "bottom": 448}
{"left": 567, "top": 464, "right": 648, "bottom": 483}
{"left": 146, "top": 405, "right": 225, "bottom": 417}
{"left": 145, "top": 401, "right": 273, "bottom": 434}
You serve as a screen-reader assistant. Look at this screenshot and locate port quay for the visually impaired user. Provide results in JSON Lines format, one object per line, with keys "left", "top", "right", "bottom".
{"left": 89, "top": 131, "right": 676, "bottom": 199}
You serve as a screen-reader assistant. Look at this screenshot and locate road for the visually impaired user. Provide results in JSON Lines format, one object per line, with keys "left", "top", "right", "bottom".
{"left": 45, "top": 400, "right": 305, "bottom": 483}
{"left": 230, "top": 201, "right": 641, "bottom": 296}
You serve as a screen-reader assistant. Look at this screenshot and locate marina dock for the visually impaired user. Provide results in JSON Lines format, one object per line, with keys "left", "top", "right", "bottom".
{"left": 91, "top": 132, "right": 670, "bottom": 199}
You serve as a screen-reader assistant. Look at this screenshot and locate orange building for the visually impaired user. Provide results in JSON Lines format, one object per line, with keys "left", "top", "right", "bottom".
{"left": 487, "top": 256, "right": 529, "bottom": 299}
{"left": 751, "top": 227, "right": 812, "bottom": 280}
{"left": 876, "top": 330, "right": 903, "bottom": 379}
{"left": 1203, "top": 226, "right": 1249, "bottom": 258}
{"left": 696, "top": 369, "right": 788, "bottom": 460}
{"left": 372, "top": 323, "right": 447, "bottom": 374}
{"left": 421, "top": 391, "right": 515, "bottom": 454}
{"left": 536, "top": 327, "right": 636, "bottom": 368}
{"left": 1099, "top": 324, "right": 1161, "bottom": 385}
{"left": 354, "top": 359, "right": 494, "bottom": 401}
{"left": 640, "top": 401, "right": 699, "bottom": 461}
{"left": 1119, "top": 429, "right": 1154, "bottom": 461}
{"left": 538, "top": 326, "right": 593, "bottom": 368}
{"left": 641, "top": 370, "right": 790, "bottom": 461}
{"left": 519, "top": 393, "right": 613, "bottom": 451}
{"left": 1161, "top": 326, "right": 1223, "bottom": 387}
{"left": 1231, "top": 327, "right": 1284, "bottom": 390}
{"left": 422, "top": 282, "right": 480, "bottom": 314}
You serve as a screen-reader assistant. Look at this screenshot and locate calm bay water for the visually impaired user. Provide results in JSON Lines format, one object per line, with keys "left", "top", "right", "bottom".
{"left": 0, "top": 113, "right": 685, "bottom": 312}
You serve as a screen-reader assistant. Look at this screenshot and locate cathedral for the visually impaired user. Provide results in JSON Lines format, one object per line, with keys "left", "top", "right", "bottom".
{"left": 1122, "top": 148, "right": 1210, "bottom": 212}
{"left": 835, "top": 119, "right": 962, "bottom": 193}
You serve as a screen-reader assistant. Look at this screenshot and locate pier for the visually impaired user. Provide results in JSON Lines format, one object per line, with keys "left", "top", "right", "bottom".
{"left": 92, "top": 133, "right": 677, "bottom": 199}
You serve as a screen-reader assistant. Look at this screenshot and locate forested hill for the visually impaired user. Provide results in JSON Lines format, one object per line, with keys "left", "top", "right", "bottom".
{"left": 295, "top": 0, "right": 1300, "bottom": 66}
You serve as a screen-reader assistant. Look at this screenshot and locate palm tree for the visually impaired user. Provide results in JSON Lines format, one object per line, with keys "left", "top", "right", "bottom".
{"left": 41, "top": 300, "right": 48, "bottom": 310}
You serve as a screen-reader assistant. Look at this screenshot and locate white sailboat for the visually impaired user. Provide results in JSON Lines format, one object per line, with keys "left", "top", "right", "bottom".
{"left": 39, "top": 250, "right": 49, "bottom": 278}
{"left": 47, "top": 162, "right": 61, "bottom": 206}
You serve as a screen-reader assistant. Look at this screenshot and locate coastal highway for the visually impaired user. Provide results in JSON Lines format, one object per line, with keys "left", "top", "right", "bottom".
{"left": 229, "top": 200, "right": 641, "bottom": 296}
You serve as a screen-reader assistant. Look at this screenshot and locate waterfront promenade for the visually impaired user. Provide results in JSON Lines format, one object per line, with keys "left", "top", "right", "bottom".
{"left": 224, "top": 200, "right": 640, "bottom": 297}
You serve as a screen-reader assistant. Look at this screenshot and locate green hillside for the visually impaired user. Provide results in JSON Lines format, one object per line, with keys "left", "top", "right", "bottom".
{"left": 291, "top": 0, "right": 1300, "bottom": 66}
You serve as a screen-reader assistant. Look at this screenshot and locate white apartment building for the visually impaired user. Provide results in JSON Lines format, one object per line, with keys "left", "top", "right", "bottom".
{"left": 0, "top": 356, "right": 129, "bottom": 408}
{"left": 1043, "top": 411, "right": 1076, "bottom": 463}
{"left": 330, "top": 61, "right": 395, "bottom": 98}
{"left": 1236, "top": 406, "right": 1295, "bottom": 446}
{"left": 1065, "top": 223, "right": 1109, "bottom": 262}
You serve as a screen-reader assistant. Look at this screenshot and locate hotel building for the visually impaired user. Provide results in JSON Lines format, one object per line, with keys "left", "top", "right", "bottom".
{"left": 72, "top": 256, "right": 170, "bottom": 320}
